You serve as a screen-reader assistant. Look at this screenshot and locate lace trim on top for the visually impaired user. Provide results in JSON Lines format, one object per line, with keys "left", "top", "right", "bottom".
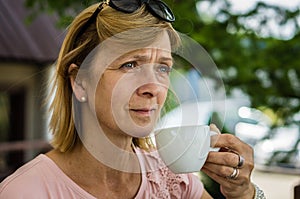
{"left": 135, "top": 148, "right": 189, "bottom": 199}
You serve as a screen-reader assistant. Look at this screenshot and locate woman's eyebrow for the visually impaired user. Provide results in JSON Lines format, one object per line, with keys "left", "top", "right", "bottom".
{"left": 158, "top": 56, "right": 173, "bottom": 63}
{"left": 132, "top": 55, "right": 149, "bottom": 61}
{"left": 131, "top": 55, "right": 173, "bottom": 63}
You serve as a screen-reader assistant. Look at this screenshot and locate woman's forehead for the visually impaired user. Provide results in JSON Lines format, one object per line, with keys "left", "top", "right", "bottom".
{"left": 116, "top": 48, "right": 172, "bottom": 61}
{"left": 84, "top": 31, "right": 173, "bottom": 72}
{"left": 99, "top": 30, "right": 172, "bottom": 55}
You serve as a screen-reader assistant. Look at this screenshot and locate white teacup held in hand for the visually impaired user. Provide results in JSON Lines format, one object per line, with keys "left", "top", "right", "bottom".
{"left": 154, "top": 125, "right": 219, "bottom": 174}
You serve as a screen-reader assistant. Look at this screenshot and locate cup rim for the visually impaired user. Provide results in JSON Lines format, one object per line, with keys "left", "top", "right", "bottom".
{"left": 154, "top": 124, "right": 209, "bottom": 135}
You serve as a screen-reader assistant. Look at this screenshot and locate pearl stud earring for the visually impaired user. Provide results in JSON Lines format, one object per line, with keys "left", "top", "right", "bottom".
{"left": 80, "top": 96, "right": 86, "bottom": 102}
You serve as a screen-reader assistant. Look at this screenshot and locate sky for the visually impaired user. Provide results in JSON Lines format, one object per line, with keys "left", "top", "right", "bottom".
{"left": 228, "top": 0, "right": 300, "bottom": 12}
{"left": 197, "top": 0, "right": 300, "bottom": 40}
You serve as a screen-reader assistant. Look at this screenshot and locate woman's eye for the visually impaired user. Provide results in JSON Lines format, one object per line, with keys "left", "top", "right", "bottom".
{"left": 120, "top": 62, "right": 137, "bottom": 70}
{"left": 119, "top": 61, "right": 171, "bottom": 75}
{"left": 157, "top": 65, "right": 172, "bottom": 74}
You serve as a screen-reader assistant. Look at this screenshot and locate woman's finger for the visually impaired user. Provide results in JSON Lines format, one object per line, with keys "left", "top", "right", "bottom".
{"left": 205, "top": 151, "right": 241, "bottom": 168}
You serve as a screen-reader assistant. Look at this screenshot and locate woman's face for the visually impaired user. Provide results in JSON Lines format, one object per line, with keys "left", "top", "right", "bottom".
{"left": 90, "top": 32, "right": 172, "bottom": 137}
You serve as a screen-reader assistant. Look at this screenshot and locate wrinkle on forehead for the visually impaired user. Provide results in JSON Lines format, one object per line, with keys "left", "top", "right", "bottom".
{"left": 103, "top": 30, "right": 171, "bottom": 59}
{"left": 109, "top": 47, "right": 173, "bottom": 67}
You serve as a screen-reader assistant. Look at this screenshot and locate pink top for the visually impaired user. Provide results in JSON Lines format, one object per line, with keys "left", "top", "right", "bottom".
{"left": 0, "top": 148, "right": 204, "bottom": 199}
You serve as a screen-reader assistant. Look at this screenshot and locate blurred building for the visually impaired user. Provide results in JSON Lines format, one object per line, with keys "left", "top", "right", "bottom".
{"left": 0, "top": 0, "right": 64, "bottom": 180}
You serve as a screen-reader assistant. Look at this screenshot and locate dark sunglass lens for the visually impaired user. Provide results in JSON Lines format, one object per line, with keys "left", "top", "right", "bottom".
{"left": 148, "top": 0, "right": 175, "bottom": 22}
{"left": 109, "top": 0, "right": 140, "bottom": 13}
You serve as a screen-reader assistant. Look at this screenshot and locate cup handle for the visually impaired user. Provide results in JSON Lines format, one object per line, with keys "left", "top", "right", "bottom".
{"left": 210, "top": 130, "right": 220, "bottom": 152}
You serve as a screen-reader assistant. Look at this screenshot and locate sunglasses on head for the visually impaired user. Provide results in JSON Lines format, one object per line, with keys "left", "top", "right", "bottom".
{"left": 77, "top": 0, "right": 175, "bottom": 38}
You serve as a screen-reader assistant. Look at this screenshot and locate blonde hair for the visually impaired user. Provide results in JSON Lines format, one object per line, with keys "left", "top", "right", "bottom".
{"left": 49, "top": 3, "right": 181, "bottom": 152}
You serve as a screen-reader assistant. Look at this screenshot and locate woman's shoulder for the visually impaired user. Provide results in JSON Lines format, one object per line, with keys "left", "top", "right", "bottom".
{"left": 0, "top": 154, "right": 51, "bottom": 198}
{"left": 0, "top": 154, "right": 97, "bottom": 199}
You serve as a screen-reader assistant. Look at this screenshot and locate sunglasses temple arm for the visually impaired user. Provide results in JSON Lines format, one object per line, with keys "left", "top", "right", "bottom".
{"left": 76, "top": 3, "right": 104, "bottom": 39}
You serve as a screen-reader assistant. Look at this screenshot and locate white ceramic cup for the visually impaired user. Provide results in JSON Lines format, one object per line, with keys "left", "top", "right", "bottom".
{"left": 154, "top": 125, "right": 218, "bottom": 174}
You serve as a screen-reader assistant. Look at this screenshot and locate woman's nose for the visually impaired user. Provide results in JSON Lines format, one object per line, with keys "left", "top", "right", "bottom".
{"left": 136, "top": 82, "right": 162, "bottom": 98}
{"left": 135, "top": 64, "right": 169, "bottom": 98}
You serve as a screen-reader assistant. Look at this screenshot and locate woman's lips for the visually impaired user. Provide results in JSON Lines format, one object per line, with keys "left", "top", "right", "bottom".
{"left": 130, "top": 108, "right": 156, "bottom": 116}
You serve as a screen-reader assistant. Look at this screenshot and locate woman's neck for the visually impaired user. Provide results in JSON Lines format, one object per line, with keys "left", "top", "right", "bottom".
{"left": 46, "top": 141, "right": 142, "bottom": 198}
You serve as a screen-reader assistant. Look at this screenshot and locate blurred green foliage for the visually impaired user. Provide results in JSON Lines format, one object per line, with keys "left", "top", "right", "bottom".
{"left": 25, "top": 0, "right": 300, "bottom": 126}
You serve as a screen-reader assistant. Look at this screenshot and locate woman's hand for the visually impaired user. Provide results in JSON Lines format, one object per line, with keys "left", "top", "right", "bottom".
{"left": 201, "top": 124, "right": 255, "bottom": 199}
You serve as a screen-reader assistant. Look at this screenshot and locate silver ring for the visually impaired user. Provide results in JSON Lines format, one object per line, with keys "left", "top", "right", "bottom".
{"left": 229, "top": 150, "right": 245, "bottom": 168}
{"left": 227, "top": 168, "right": 239, "bottom": 180}
{"left": 237, "top": 154, "right": 245, "bottom": 168}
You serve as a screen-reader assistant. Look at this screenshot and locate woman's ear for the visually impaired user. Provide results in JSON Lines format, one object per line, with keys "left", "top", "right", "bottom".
{"left": 69, "top": 63, "right": 87, "bottom": 102}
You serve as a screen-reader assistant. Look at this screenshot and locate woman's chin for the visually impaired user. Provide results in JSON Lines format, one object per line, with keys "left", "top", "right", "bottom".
{"left": 120, "top": 123, "right": 155, "bottom": 138}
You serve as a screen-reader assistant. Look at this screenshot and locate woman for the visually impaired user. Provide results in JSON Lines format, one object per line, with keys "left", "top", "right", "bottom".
{"left": 0, "top": 0, "right": 265, "bottom": 198}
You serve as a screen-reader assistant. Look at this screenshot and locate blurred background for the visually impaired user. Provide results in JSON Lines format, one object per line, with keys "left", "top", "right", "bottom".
{"left": 0, "top": 0, "right": 299, "bottom": 198}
